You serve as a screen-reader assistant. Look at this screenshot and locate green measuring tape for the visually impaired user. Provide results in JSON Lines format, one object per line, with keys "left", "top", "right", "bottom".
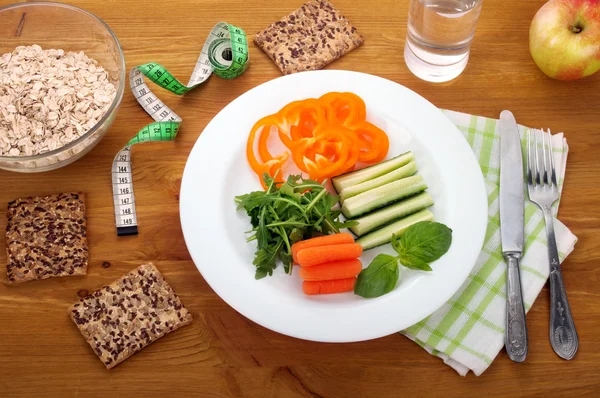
{"left": 112, "top": 22, "right": 248, "bottom": 236}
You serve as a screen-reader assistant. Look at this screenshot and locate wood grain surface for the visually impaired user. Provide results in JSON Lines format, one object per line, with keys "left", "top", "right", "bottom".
{"left": 1, "top": 0, "right": 599, "bottom": 396}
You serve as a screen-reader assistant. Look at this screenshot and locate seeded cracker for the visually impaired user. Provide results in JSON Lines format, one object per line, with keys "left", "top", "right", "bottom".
{"left": 254, "top": 0, "right": 364, "bottom": 75}
{"left": 6, "top": 192, "right": 88, "bottom": 283}
{"left": 69, "top": 263, "right": 193, "bottom": 369}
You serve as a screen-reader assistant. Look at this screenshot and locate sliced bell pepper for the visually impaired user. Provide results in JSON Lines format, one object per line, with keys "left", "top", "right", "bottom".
{"left": 303, "top": 125, "right": 354, "bottom": 180}
{"left": 247, "top": 114, "right": 289, "bottom": 187}
{"left": 277, "top": 98, "right": 331, "bottom": 141}
{"left": 246, "top": 92, "right": 390, "bottom": 187}
{"left": 319, "top": 92, "right": 367, "bottom": 127}
{"left": 256, "top": 114, "right": 285, "bottom": 162}
{"left": 350, "top": 121, "right": 390, "bottom": 163}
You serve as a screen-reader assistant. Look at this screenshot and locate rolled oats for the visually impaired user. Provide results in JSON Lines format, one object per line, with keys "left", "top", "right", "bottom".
{"left": 0, "top": 45, "right": 117, "bottom": 157}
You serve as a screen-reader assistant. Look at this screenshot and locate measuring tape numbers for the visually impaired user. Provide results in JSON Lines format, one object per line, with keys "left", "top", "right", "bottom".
{"left": 112, "top": 22, "right": 249, "bottom": 236}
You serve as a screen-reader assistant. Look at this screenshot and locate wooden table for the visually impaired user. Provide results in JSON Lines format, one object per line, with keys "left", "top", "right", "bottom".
{"left": 1, "top": 0, "right": 599, "bottom": 396}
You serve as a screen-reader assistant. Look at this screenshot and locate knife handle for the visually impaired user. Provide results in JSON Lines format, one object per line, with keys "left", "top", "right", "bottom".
{"left": 505, "top": 252, "right": 528, "bottom": 362}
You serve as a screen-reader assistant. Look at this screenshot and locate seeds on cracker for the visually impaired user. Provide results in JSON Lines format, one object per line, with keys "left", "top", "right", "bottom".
{"left": 69, "top": 263, "right": 193, "bottom": 369}
{"left": 254, "top": 0, "right": 364, "bottom": 75}
{"left": 6, "top": 192, "right": 88, "bottom": 283}
{"left": 0, "top": 44, "right": 117, "bottom": 157}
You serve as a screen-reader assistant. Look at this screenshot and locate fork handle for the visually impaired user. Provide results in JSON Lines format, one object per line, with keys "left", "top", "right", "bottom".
{"left": 544, "top": 209, "right": 579, "bottom": 360}
{"left": 505, "top": 252, "right": 528, "bottom": 362}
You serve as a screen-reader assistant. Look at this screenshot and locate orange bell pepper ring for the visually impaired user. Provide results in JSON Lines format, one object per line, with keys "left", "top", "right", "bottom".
{"left": 246, "top": 114, "right": 289, "bottom": 187}
{"left": 319, "top": 92, "right": 367, "bottom": 127}
{"left": 351, "top": 121, "right": 390, "bottom": 163}
{"left": 303, "top": 125, "right": 354, "bottom": 180}
{"left": 277, "top": 98, "right": 331, "bottom": 140}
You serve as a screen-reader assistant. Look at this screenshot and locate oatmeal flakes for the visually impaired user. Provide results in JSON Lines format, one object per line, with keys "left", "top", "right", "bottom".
{"left": 0, "top": 45, "right": 117, "bottom": 156}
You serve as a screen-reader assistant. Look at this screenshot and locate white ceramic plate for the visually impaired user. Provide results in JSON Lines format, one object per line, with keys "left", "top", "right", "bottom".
{"left": 180, "top": 70, "right": 487, "bottom": 342}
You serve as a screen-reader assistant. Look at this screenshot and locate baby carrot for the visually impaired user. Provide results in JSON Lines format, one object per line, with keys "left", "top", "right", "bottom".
{"left": 299, "top": 259, "right": 362, "bottom": 281}
{"left": 297, "top": 243, "right": 363, "bottom": 267}
{"left": 291, "top": 232, "right": 355, "bottom": 264}
{"left": 302, "top": 278, "right": 357, "bottom": 295}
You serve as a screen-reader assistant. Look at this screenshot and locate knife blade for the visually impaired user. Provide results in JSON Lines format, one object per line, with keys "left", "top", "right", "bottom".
{"left": 500, "top": 110, "right": 524, "bottom": 253}
{"left": 499, "top": 110, "right": 528, "bottom": 363}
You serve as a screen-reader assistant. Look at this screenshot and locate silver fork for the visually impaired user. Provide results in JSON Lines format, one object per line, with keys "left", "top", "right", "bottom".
{"left": 527, "top": 129, "right": 578, "bottom": 360}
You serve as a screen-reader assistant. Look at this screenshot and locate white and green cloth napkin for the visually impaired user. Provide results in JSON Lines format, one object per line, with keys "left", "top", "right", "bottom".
{"left": 401, "top": 110, "right": 578, "bottom": 376}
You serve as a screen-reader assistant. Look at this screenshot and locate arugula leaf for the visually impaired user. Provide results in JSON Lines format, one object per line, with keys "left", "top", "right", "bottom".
{"left": 236, "top": 174, "right": 349, "bottom": 278}
{"left": 256, "top": 206, "right": 269, "bottom": 249}
{"left": 234, "top": 191, "right": 266, "bottom": 212}
{"left": 253, "top": 240, "right": 282, "bottom": 279}
{"left": 354, "top": 254, "right": 400, "bottom": 298}
{"left": 396, "top": 221, "right": 452, "bottom": 263}
{"left": 279, "top": 182, "right": 301, "bottom": 203}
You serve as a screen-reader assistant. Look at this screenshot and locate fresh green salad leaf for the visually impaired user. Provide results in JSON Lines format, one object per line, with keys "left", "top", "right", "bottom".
{"left": 354, "top": 254, "right": 400, "bottom": 298}
{"left": 235, "top": 173, "right": 356, "bottom": 279}
{"left": 395, "top": 221, "right": 452, "bottom": 263}
{"left": 396, "top": 253, "right": 433, "bottom": 272}
{"left": 354, "top": 221, "right": 452, "bottom": 298}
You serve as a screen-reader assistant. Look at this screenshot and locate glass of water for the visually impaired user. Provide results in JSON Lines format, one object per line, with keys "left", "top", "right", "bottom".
{"left": 404, "top": 0, "right": 483, "bottom": 82}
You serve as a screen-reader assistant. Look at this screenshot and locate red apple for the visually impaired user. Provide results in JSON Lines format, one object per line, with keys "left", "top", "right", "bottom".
{"left": 529, "top": 0, "right": 600, "bottom": 80}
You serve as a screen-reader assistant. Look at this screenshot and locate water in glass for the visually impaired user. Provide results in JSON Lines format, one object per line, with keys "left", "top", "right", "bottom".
{"left": 405, "top": 0, "right": 483, "bottom": 82}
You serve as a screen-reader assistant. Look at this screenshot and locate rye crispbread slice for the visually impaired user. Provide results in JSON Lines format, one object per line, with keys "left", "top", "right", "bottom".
{"left": 69, "top": 263, "right": 193, "bottom": 369}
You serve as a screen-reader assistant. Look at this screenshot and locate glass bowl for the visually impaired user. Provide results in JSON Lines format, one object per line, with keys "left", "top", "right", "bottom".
{"left": 0, "top": 2, "right": 125, "bottom": 172}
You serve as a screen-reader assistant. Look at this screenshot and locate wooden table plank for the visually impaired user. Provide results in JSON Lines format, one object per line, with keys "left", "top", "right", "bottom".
{"left": 1, "top": 0, "right": 599, "bottom": 396}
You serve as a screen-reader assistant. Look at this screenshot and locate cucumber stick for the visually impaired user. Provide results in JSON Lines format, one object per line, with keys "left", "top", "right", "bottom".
{"left": 349, "top": 192, "right": 434, "bottom": 236}
{"left": 341, "top": 175, "right": 427, "bottom": 218}
{"left": 339, "top": 161, "right": 418, "bottom": 202}
{"left": 356, "top": 209, "right": 435, "bottom": 250}
{"left": 332, "top": 151, "right": 414, "bottom": 193}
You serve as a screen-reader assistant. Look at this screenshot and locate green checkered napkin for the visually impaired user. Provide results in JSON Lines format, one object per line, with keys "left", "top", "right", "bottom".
{"left": 400, "top": 110, "right": 578, "bottom": 376}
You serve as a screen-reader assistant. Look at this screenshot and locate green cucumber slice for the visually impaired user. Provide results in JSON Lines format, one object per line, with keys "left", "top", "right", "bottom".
{"left": 349, "top": 192, "right": 434, "bottom": 236}
{"left": 356, "top": 209, "right": 435, "bottom": 250}
{"left": 341, "top": 175, "right": 427, "bottom": 219}
{"left": 339, "top": 161, "right": 418, "bottom": 202}
{"left": 332, "top": 152, "right": 414, "bottom": 193}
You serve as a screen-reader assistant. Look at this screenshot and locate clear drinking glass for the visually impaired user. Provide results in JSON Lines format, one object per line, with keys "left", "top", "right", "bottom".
{"left": 404, "top": 0, "right": 483, "bottom": 82}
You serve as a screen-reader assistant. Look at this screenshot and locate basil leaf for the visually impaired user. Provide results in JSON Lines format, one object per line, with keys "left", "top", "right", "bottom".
{"left": 391, "top": 232, "right": 403, "bottom": 253}
{"left": 354, "top": 254, "right": 400, "bottom": 298}
{"left": 398, "top": 253, "right": 433, "bottom": 272}
{"left": 397, "top": 221, "right": 452, "bottom": 263}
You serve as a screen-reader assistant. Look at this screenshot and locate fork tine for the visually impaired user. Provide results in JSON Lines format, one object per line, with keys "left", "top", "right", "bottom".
{"left": 527, "top": 129, "right": 534, "bottom": 186}
{"left": 546, "top": 128, "right": 558, "bottom": 187}
{"left": 533, "top": 129, "right": 541, "bottom": 185}
{"left": 541, "top": 129, "right": 550, "bottom": 186}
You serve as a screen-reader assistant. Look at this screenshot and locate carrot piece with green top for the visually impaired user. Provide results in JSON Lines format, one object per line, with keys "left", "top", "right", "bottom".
{"left": 299, "top": 259, "right": 362, "bottom": 281}
{"left": 302, "top": 278, "right": 357, "bottom": 295}
{"left": 291, "top": 233, "right": 355, "bottom": 264}
{"left": 297, "top": 243, "right": 363, "bottom": 267}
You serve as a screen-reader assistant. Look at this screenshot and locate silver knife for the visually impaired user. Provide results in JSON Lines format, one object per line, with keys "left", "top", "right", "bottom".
{"left": 499, "top": 110, "right": 528, "bottom": 363}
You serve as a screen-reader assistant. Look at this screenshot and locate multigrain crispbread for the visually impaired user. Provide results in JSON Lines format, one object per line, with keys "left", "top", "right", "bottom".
{"left": 6, "top": 192, "right": 88, "bottom": 283}
{"left": 69, "top": 263, "right": 193, "bottom": 369}
{"left": 254, "top": 0, "right": 364, "bottom": 75}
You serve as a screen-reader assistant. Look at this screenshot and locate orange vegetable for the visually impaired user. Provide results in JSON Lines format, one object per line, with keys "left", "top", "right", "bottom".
{"left": 300, "top": 125, "right": 353, "bottom": 180}
{"left": 351, "top": 121, "right": 390, "bottom": 163}
{"left": 278, "top": 98, "right": 330, "bottom": 140}
{"left": 319, "top": 92, "right": 367, "bottom": 127}
{"left": 246, "top": 114, "right": 289, "bottom": 188}
{"left": 246, "top": 92, "right": 390, "bottom": 187}
{"left": 291, "top": 232, "right": 355, "bottom": 263}
{"left": 302, "top": 278, "right": 357, "bottom": 295}
{"left": 297, "top": 243, "right": 363, "bottom": 267}
{"left": 299, "top": 259, "right": 362, "bottom": 281}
